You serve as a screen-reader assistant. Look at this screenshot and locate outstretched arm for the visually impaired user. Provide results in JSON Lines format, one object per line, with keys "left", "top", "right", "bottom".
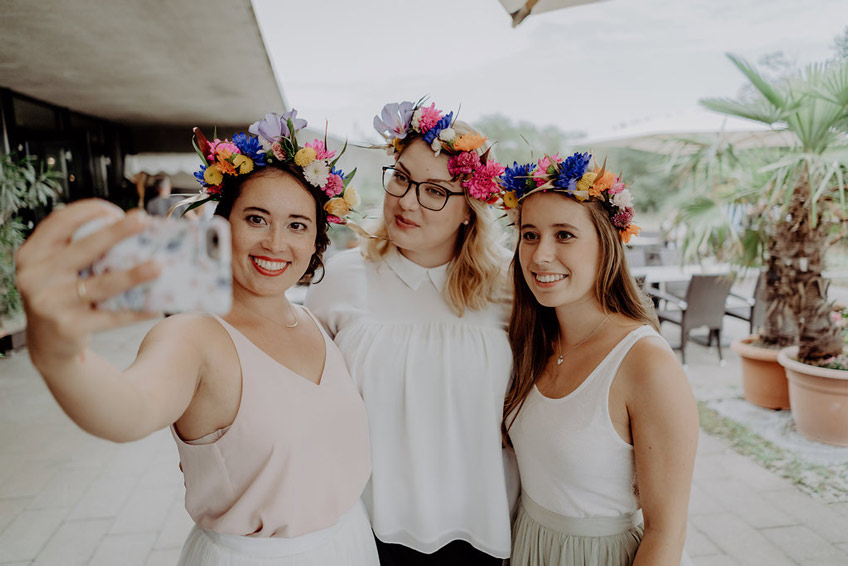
{"left": 16, "top": 200, "right": 204, "bottom": 442}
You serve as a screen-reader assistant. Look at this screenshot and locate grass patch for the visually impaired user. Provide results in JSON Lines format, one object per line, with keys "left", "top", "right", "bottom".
{"left": 698, "top": 401, "right": 848, "bottom": 502}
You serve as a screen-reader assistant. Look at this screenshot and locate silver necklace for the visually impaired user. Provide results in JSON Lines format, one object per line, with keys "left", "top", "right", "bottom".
{"left": 241, "top": 300, "right": 299, "bottom": 329}
{"left": 557, "top": 314, "right": 611, "bottom": 365}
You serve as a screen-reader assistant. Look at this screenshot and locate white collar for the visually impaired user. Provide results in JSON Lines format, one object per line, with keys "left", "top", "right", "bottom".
{"left": 385, "top": 247, "right": 450, "bottom": 292}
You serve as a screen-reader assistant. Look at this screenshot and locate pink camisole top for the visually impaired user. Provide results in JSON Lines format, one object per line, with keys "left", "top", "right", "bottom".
{"left": 171, "top": 311, "right": 371, "bottom": 538}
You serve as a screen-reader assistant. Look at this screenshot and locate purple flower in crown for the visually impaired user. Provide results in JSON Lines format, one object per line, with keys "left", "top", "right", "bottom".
{"left": 374, "top": 101, "right": 415, "bottom": 141}
{"left": 249, "top": 110, "right": 308, "bottom": 150}
{"left": 554, "top": 152, "right": 592, "bottom": 191}
{"left": 282, "top": 109, "right": 307, "bottom": 132}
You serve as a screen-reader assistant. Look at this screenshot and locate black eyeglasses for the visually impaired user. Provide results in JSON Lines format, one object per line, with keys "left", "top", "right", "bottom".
{"left": 381, "top": 166, "right": 464, "bottom": 211}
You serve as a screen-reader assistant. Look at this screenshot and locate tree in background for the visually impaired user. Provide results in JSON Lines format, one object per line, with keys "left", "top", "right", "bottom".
{"left": 668, "top": 53, "right": 848, "bottom": 365}
{"left": 472, "top": 114, "right": 585, "bottom": 169}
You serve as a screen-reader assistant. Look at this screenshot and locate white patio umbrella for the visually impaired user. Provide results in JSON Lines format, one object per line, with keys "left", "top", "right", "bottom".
{"left": 498, "top": 0, "right": 608, "bottom": 27}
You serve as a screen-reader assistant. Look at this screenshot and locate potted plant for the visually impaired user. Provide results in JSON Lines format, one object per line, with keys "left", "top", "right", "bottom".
{"left": 668, "top": 54, "right": 848, "bottom": 442}
{"left": 0, "top": 152, "right": 62, "bottom": 348}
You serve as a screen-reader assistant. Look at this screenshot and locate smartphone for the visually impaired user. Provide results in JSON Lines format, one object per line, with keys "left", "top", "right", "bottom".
{"left": 76, "top": 215, "right": 232, "bottom": 314}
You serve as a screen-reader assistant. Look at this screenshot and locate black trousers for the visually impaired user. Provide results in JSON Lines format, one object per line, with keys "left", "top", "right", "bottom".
{"left": 374, "top": 537, "right": 504, "bottom": 566}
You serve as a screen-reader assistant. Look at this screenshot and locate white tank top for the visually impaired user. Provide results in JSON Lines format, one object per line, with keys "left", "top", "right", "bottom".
{"left": 509, "top": 325, "right": 662, "bottom": 518}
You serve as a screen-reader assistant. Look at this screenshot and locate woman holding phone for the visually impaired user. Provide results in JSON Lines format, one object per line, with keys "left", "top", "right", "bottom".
{"left": 15, "top": 111, "right": 378, "bottom": 566}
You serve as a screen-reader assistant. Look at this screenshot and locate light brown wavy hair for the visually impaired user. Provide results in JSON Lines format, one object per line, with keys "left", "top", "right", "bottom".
{"left": 501, "top": 196, "right": 658, "bottom": 446}
{"left": 362, "top": 121, "right": 508, "bottom": 316}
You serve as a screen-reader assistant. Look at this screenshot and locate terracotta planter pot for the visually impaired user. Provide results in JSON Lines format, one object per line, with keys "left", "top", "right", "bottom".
{"left": 778, "top": 346, "right": 848, "bottom": 447}
{"left": 730, "top": 335, "right": 790, "bottom": 410}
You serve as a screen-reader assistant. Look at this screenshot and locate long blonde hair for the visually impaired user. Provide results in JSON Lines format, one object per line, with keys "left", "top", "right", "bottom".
{"left": 501, "top": 197, "right": 658, "bottom": 445}
{"left": 362, "top": 121, "right": 507, "bottom": 316}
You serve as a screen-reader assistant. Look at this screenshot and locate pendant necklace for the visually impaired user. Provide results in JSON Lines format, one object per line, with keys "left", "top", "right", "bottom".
{"left": 241, "top": 299, "right": 299, "bottom": 329}
{"left": 557, "top": 314, "right": 611, "bottom": 365}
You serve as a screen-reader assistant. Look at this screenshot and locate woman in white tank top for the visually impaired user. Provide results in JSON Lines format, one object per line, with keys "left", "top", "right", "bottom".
{"left": 498, "top": 153, "right": 698, "bottom": 566}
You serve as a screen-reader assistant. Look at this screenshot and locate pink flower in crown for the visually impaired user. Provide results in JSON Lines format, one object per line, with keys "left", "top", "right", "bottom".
{"left": 271, "top": 142, "right": 286, "bottom": 161}
{"left": 417, "top": 103, "right": 442, "bottom": 134}
{"left": 305, "top": 140, "right": 336, "bottom": 160}
{"left": 611, "top": 207, "right": 635, "bottom": 229}
{"left": 463, "top": 161, "right": 506, "bottom": 201}
{"left": 447, "top": 151, "right": 481, "bottom": 177}
{"left": 323, "top": 173, "right": 344, "bottom": 197}
{"left": 208, "top": 139, "right": 239, "bottom": 162}
{"left": 533, "top": 154, "right": 561, "bottom": 186}
{"left": 608, "top": 180, "right": 626, "bottom": 195}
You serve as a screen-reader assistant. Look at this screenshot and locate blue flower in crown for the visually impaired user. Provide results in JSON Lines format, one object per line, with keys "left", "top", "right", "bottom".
{"left": 232, "top": 133, "right": 266, "bottom": 164}
{"left": 500, "top": 162, "right": 538, "bottom": 200}
{"left": 421, "top": 112, "right": 454, "bottom": 145}
{"left": 554, "top": 152, "right": 592, "bottom": 192}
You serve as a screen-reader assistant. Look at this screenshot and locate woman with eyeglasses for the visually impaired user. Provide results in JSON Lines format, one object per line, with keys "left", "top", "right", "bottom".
{"left": 305, "top": 100, "right": 517, "bottom": 566}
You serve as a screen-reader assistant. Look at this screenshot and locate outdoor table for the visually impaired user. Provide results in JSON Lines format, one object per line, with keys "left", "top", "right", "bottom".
{"left": 630, "top": 263, "right": 731, "bottom": 285}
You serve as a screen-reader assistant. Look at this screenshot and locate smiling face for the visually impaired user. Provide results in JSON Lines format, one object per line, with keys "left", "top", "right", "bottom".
{"left": 518, "top": 192, "right": 601, "bottom": 310}
{"left": 228, "top": 169, "right": 317, "bottom": 298}
{"left": 382, "top": 139, "right": 470, "bottom": 268}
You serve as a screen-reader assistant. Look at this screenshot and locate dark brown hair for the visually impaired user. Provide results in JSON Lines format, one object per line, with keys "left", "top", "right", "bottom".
{"left": 214, "top": 163, "right": 330, "bottom": 285}
{"left": 501, "top": 196, "right": 658, "bottom": 446}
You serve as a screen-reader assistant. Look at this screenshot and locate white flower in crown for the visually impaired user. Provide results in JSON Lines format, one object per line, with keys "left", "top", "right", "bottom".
{"left": 439, "top": 128, "right": 456, "bottom": 142}
{"left": 611, "top": 188, "right": 633, "bottom": 210}
{"left": 303, "top": 160, "right": 331, "bottom": 187}
{"left": 431, "top": 137, "right": 442, "bottom": 156}
{"left": 411, "top": 108, "right": 423, "bottom": 133}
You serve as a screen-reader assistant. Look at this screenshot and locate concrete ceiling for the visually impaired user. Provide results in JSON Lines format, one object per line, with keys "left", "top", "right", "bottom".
{"left": 0, "top": 0, "right": 285, "bottom": 127}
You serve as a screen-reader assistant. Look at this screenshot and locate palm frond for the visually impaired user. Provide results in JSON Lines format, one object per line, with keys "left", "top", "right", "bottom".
{"left": 701, "top": 97, "right": 786, "bottom": 126}
{"left": 727, "top": 54, "right": 788, "bottom": 111}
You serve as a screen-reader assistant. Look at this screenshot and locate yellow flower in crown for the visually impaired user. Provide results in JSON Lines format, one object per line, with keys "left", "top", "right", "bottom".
{"left": 204, "top": 165, "right": 224, "bottom": 186}
{"left": 502, "top": 190, "right": 519, "bottom": 209}
{"left": 232, "top": 154, "right": 254, "bottom": 175}
{"left": 324, "top": 197, "right": 351, "bottom": 218}
{"left": 343, "top": 186, "right": 361, "bottom": 208}
{"left": 576, "top": 172, "right": 597, "bottom": 192}
{"left": 294, "top": 147, "right": 317, "bottom": 166}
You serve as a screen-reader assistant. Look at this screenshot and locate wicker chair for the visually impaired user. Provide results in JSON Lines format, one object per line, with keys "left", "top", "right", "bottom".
{"left": 648, "top": 274, "right": 735, "bottom": 364}
{"left": 724, "top": 271, "right": 767, "bottom": 334}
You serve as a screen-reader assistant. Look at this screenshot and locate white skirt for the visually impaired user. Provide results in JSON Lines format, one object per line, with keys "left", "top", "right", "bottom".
{"left": 177, "top": 500, "right": 379, "bottom": 566}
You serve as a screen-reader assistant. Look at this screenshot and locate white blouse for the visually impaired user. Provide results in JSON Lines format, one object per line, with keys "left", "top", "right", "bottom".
{"left": 305, "top": 247, "right": 518, "bottom": 558}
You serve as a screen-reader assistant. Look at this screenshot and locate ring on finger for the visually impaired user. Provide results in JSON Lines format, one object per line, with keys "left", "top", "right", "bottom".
{"left": 76, "top": 278, "right": 90, "bottom": 303}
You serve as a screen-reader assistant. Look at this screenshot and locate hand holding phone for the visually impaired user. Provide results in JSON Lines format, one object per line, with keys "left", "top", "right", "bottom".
{"left": 76, "top": 215, "right": 232, "bottom": 314}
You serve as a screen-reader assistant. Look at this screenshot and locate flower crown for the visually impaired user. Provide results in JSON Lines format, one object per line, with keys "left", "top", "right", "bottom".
{"left": 189, "top": 110, "right": 359, "bottom": 223}
{"left": 498, "top": 152, "right": 641, "bottom": 243}
{"left": 373, "top": 99, "right": 505, "bottom": 203}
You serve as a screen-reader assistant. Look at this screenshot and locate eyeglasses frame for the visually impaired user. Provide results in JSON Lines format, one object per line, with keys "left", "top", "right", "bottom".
{"left": 381, "top": 166, "right": 464, "bottom": 212}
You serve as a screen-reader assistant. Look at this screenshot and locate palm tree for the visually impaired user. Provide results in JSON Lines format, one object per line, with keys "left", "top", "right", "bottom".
{"left": 669, "top": 54, "right": 848, "bottom": 365}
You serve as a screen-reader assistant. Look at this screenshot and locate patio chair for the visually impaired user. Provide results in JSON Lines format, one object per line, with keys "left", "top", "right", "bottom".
{"left": 724, "top": 271, "right": 767, "bottom": 334}
{"left": 648, "top": 273, "right": 735, "bottom": 364}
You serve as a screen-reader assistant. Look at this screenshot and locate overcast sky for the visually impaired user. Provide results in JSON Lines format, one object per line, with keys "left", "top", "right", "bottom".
{"left": 252, "top": 0, "right": 848, "bottom": 144}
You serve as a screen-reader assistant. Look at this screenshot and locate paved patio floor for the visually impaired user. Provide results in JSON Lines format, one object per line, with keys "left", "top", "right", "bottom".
{"left": 2, "top": 305, "right": 848, "bottom": 565}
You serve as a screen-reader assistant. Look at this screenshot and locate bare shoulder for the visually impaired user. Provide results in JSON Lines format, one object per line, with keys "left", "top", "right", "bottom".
{"left": 616, "top": 331, "right": 690, "bottom": 402}
{"left": 138, "top": 312, "right": 231, "bottom": 362}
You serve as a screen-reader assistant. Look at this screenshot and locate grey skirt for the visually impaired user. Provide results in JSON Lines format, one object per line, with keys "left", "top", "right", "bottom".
{"left": 511, "top": 496, "right": 644, "bottom": 566}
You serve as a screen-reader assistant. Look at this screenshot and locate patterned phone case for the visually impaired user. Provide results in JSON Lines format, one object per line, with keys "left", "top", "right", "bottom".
{"left": 82, "top": 216, "right": 232, "bottom": 314}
